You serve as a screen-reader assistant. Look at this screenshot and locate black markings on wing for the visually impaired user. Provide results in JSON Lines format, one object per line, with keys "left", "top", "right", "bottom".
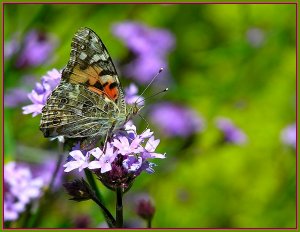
{"left": 61, "top": 27, "right": 127, "bottom": 113}
{"left": 62, "top": 27, "right": 118, "bottom": 80}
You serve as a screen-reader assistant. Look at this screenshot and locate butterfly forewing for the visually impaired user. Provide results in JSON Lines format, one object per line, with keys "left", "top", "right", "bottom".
{"left": 62, "top": 27, "right": 124, "bottom": 106}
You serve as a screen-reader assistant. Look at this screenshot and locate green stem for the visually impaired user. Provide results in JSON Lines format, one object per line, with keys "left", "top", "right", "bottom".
{"left": 84, "top": 169, "right": 103, "bottom": 203}
{"left": 20, "top": 203, "right": 33, "bottom": 228}
{"left": 4, "top": 221, "right": 11, "bottom": 228}
{"left": 48, "top": 140, "right": 64, "bottom": 190}
{"left": 147, "top": 218, "right": 152, "bottom": 228}
{"left": 90, "top": 195, "right": 116, "bottom": 228}
{"left": 116, "top": 187, "right": 123, "bottom": 228}
{"left": 84, "top": 169, "right": 117, "bottom": 227}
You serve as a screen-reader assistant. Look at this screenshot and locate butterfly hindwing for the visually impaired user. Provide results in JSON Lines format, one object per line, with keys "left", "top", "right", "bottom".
{"left": 40, "top": 81, "right": 117, "bottom": 138}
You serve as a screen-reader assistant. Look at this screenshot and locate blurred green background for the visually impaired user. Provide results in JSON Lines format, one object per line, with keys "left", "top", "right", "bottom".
{"left": 4, "top": 3, "right": 296, "bottom": 228}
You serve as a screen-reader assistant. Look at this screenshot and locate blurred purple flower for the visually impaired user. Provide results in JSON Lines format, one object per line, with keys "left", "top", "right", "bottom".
{"left": 22, "top": 69, "right": 61, "bottom": 117}
{"left": 149, "top": 102, "right": 204, "bottom": 138}
{"left": 4, "top": 88, "right": 29, "bottom": 107}
{"left": 215, "top": 117, "right": 247, "bottom": 145}
{"left": 281, "top": 123, "right": 296, "bottom": 149}
{"left": 16, "top": 30, "right": 57, "bottom": 68}
{"left": 112, "top": 22, "right": 175, "bottom": 84}
{"left": 136, "top": 198, "right": 155, "bottom": 221}
{"left": 125, "top": 83, "right": 144, "bottom": 106}
{"left": 246, "top": 28, "right": 265, "bottom": 48}
{"left": 31, "top": 158, "right": 63, "bottom": 190}
{"left": 5, "top": 76, "right": 37, "bottom": 108}
{"left": 123, "top": 55, "right": 167, "bottom": 84}
{"left": 4, "top": 162, "right": 44, "bottom": 221}
{"left": 4, "top": 37, "right": 20, "bottom": 58}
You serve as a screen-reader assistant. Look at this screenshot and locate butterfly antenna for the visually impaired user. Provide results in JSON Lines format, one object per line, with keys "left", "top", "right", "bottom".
{"left": 138, "top": 113, "right": 150, "bottom": 130}
{"left": 135, "top": 68, "right": 164, "bottom": 104}
{"left": 137, "top": 88, "right": 168, "bottom": 105}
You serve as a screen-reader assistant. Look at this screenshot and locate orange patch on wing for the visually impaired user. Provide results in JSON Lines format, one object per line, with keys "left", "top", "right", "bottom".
{"left": 104, "top": 83, "right": 119, "bottom": 101}
{"left": 88, "top": 86, "right": 105, "bottom": 96}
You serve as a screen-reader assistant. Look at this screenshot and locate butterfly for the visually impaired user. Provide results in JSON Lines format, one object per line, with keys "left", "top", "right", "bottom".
{"left": 40, "top": 27, "right": 141, "bottom": 148}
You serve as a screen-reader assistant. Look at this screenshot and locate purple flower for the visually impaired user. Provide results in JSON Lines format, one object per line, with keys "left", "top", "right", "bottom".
{"left": 123, "top": 156, "right": 143, "bottom": 172}
{"left": 112, "top": 135, "right": 143, "bottom": 156}
{"left": 123, "top": 55, "right": 167, "bottom": 84}
{"left": 64, "top": 122, "right": 165, "bottom": 191}
{"left": 63, "top": 150, "right": 90, "bottom": 172}
{"left": 22, "top": 69, "right": 61, "bottom": 117}
{"left": 30, "top": 157, "right": 63, "bottom": 190}
{"left": 215, "top": 117, "right": 247, "bottom": 145}
{"left": 125, "top": 83, "right": 144, "bottom": 106}
{"left": 4, "top": 88, "right": 29, "bottom": 107}
{"left": 281, "top": 123, "right": 296, "bottom": 148}
{"left": 16, "top": 30, "right": 57, "bottom": 68}
{"left": 4, "top": 162, "right": 44, "bottom": 221}
{"left": 149, "top": 102, "right": 204, "bottom": 138}
{"left": 136, "top": 197, "right": 155, "bottom": 221}
{"left": 88, "top": 145, "right": 117, "bottom": 173}
{"left": 5, "top": 76, "right": 38, "bottom": 108}
{"left": 4, "top": 36, "right": 20, "bottom": 58}
{"left": 112, "top": 22, "right": 175, "bottom": 84}
{"left": 113, "top": 22, "right": 174, "bottom": 55}
{"left": 142, "top": 136, "right": 165, "bottom": 159}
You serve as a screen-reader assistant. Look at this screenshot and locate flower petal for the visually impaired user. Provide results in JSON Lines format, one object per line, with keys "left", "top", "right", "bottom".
{"left": 88, "top": 161, "right": 102, "bottom": 170}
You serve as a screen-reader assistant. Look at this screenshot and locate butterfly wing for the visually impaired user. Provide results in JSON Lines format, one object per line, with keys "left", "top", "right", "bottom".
{"left": 40, "top": 27, "right": 128, "bottom": 141}
{"left": 62, "top": 27, "right": 126, "bottom": 111}
{"left": 40, "top": 81, "right": 117, "bottom": 138}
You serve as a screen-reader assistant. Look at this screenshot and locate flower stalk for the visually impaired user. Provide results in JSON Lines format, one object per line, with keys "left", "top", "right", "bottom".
{"left": 116, "top": 187, "right": 123, "bottom": 228}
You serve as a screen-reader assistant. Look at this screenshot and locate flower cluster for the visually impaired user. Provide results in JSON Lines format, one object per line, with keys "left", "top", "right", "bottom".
{"left": 112, "top": 22, "right": 175, "bottom": 84}
{"left": 63, "top": 123, "right": 165, "bottom": 191}
{"left": 22, "top": 69, "right": 61, "bottom": 117}
{"left": 215, "top": 117, "right": 247, "bottom": 145}
{"left": 4, "top": 162, "right": 45, "bottom": 221}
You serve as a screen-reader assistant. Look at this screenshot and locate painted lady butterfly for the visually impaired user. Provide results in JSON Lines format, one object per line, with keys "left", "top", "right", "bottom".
{"left": 40, "top": 27, "right": 140, "bottom": 148}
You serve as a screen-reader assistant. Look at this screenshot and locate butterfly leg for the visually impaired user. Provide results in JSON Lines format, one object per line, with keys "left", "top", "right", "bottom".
{"left": 103, "top": 121, "right": 117, "bottom": 152}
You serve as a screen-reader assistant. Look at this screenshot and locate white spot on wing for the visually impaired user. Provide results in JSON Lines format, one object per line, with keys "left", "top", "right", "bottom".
{"left": 92, "top": 37, "right": 98, "bottom": 43}
{"left": 79, "top": 52, "right": 87, "bottom": 60}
